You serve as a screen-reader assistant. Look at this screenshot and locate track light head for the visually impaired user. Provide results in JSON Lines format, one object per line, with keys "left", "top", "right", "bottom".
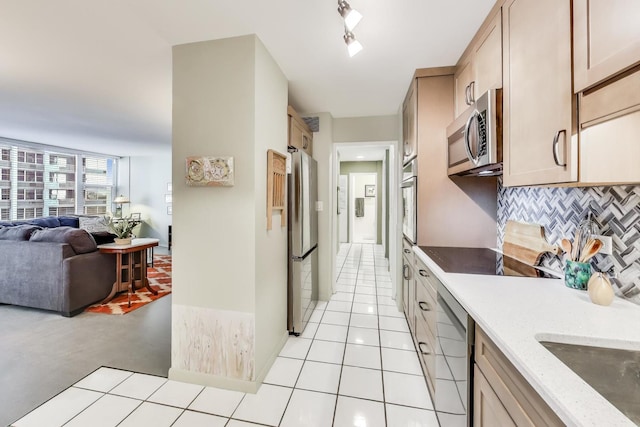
{"left": 337, "top": 0, "right": 362, "bottom": 31}
{"left": 343, "top": 31, "right": 363, "bottom": 57}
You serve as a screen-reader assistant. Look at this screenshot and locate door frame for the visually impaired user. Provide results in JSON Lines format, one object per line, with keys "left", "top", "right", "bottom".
{"left": 330, "top": 141, "right": 399, "bottom": 298}
{"left": 338, "top": 174, "right": 348, "bottom": 243}
{"left": 348, "top": 172, "right": 378, "bottom": 244}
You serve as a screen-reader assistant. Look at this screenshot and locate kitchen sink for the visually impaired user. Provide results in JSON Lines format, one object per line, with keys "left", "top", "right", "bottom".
{"left": 539, "top": 341, "right": 640, "bottom": 424}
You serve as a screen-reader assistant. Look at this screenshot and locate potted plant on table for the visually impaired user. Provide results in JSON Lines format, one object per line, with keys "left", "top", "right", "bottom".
{"left": 104, "top": 215, "right": 137, "bottom": 245}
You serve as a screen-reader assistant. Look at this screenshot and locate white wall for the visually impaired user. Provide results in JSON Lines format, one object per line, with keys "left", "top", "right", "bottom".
{"left": 253, "top": 37, "right": 289, "bottom": 383}
{"left": 170, "top": 35, "right": 288, "bottom": 392}
{"left": 333, "top": 115, "right": 399, "bottom": 142}
{"left": 127, "top": 153, "right": 172, "bottom": 247}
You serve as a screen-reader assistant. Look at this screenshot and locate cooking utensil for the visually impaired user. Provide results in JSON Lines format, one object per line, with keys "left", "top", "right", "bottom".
{"left": 571, "top": 228, "right": 582, "bottom": 261}
{"left": 560, "top": 239, "right": 573, "bottom": 258}
{"left": 503, "top": 221, "right": 560, "bottom": 265}
{"left": 580, "top": 238, "right": 603, "bottom": 263}
{"left": 574, "top": 214, "right": 598, "bottom": 262}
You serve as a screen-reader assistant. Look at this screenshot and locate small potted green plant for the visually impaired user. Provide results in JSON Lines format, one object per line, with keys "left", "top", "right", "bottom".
{"left": 104, "top": 215, "right": 137, "bottom": 245}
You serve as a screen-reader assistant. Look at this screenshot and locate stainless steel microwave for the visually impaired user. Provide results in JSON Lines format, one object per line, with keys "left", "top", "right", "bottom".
{"left": 446, "top": 89, "right": 503, "bottom": 177}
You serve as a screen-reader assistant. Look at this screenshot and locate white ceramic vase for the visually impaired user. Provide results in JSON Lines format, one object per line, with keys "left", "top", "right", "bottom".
{"left": 587, "top": 272, "right": 614, "bottom": 306}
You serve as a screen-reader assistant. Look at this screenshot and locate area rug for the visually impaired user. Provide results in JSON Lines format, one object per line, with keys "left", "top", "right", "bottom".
{"left": 85, "top": 254, "right": 172, "bottom": 315}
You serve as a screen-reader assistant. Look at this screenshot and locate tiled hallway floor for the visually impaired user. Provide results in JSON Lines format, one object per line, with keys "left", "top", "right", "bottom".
{"left": 12, "top": 244, "right": 438, "bottom": 427}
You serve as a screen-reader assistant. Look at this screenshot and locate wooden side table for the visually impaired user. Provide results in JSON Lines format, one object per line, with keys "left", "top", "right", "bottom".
{"left": 98, "top": 238, "right": 159, "bottom": 307}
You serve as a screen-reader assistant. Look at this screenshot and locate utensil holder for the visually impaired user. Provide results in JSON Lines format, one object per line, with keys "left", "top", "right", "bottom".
{"left": 564, "top": 260, "right": 591, "bottom": 290}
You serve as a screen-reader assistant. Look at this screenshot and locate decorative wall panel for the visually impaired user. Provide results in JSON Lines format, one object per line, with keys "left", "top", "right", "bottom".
{"left": 172, "top": 305, "right": 255, "bottom": 380}
{"left": 497, "top": 179, "right": 640, "bottom": 303}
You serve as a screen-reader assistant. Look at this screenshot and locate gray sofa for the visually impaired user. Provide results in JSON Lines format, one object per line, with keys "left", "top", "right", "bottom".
{"left": 0, "top": 224, "right": 116, "bottom": 316}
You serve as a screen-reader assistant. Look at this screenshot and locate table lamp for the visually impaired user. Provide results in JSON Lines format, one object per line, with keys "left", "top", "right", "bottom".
{"left": 113, "top": 195, "right": 130, "bottom": 217}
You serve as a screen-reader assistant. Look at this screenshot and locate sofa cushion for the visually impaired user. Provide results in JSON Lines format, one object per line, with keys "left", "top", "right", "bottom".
{"left": 0, "top": 224, "right": 41, "bottom": 241}
{"left": 0, "top": 220, "right": 32, "bottom": 227}
{"left": 30, "top": 227, "right": 98, "bottom": 254}
{"left": 79, "top": 216, "right": 110, "bottom": 233}
{"left": 29, "top": 216, "right": 61, "bottom": 228}
{"left": 59, "top": 216, "right": 80, "bottom": 228}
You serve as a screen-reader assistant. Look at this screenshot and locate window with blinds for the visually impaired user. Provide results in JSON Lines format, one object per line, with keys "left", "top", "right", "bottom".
{"left": 0, "top": 140, "right": 117, "bottom": 221}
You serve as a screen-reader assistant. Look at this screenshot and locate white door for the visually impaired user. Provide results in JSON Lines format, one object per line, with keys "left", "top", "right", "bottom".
{"left": 338, "top": 175, "right": 348, "bottom": 243}
{"left": 350, "top": 173, "right": 377, "bottom": 244}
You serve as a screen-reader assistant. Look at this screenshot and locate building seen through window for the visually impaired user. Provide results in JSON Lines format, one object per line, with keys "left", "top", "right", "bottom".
{"left": 0, "top": 141, "right": 117, "bottom": 221}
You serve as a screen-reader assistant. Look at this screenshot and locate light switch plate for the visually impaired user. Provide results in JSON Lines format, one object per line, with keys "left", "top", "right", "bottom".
{"left": 315, "top": 201, "right": 323, "bottom": 211}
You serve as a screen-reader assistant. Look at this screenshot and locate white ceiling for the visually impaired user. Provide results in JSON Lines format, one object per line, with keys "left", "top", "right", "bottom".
{"left": 0, "top": 0, "right": 495, "bottom": 156}
{"left": 339, "top": 146, "right": 388, "bottom": 162}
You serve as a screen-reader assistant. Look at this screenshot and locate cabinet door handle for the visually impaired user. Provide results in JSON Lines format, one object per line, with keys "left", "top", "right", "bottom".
{"left": 418, "top": 269, "right": 429, "bottom": 278}
{"left": 302, "top": 135, "right": 310, "bottom": 149}
{"left": 464, "top": 84, "right": 471, "bottom": 106}
{"left": 403, "top": 264, "right": 409, "bottom": 280}
{"left": 418, "top": 342, "right": 431, "bottom": 355}
{"left": 418, "top": 301, "right": 430, "bottom": 311}
{"left": 468, "top": 81, "right": 476, "bottom": 104}
{"left": 403, "top": 248, "right": 411, "bottom": 254}
{"left": 552, "top": 129, "right": 567, "bottom": 167}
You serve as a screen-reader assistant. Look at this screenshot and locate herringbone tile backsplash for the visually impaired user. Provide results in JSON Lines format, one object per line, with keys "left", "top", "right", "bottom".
{"left": 497, "top": 179, "right": 640, "bottom": 304}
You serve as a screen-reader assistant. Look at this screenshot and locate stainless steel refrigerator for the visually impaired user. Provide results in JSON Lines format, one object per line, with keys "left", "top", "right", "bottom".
{"left": 287, "top": 147, "right": 318, "bottom": 335}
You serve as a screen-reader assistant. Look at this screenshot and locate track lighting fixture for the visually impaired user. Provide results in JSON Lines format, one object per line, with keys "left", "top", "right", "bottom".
{"left": 337, "top": 0, "right": 363, "bottom": 57}
{"left": 337, "top": 0, "right": 362, "bottom": 31}
{"left": 343, "top": 31, "right": 363, "bottom": 57}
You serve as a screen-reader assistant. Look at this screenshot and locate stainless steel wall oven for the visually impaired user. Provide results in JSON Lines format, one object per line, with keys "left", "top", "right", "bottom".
{"left": 402, "top": 159, "right": 417, "bottom": 244}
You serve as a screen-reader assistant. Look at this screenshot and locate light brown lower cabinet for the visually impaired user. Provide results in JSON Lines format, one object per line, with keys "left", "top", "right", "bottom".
{"left": 474, "top": 327, "right": 563, "bottom": 427}
{"left": 415, "top": 310, "right": 436, "bottom": 396}
{"left": 402, "top": 240, "right": 415, "bottom": 333}
{"left": 404, "top": 254, "right": 438, "bottom": 397}
{"left": 474, "top": 365, "right": 516, "bottom": 427}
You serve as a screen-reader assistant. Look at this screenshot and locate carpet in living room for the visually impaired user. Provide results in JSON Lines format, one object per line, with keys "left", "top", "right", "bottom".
{"left": 85, "top": 254, "right": 172, "bottom": 315}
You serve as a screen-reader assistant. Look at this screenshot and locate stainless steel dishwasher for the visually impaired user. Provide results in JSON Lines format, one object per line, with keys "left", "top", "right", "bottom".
{"left": 435, "top": 282, "right": 474, "bottom": 427}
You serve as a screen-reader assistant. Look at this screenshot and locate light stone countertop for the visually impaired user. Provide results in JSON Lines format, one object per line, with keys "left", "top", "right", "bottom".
{"left": 413, "top": 246, "right": 640, "bottom": 427}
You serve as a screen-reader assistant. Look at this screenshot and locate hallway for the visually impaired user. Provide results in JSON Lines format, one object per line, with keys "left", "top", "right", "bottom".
{"left": 13, "top": 244, "right": 437, "bottom": 427}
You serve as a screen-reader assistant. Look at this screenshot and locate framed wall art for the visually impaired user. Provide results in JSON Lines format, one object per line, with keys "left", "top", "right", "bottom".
{"left": 186, "top": 156, "right": 234, "bottom": 187}
{"left": 365, "top": 184, "right": 376, "bottom": 197}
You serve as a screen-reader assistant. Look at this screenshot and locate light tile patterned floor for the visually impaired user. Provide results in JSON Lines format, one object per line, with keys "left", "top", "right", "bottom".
{"left": 12, "top": 244, "right": 439, "bottom": 427}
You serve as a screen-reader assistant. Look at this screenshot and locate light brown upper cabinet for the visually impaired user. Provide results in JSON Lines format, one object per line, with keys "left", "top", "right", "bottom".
{"left": 573, "top": 0, "right": 640, "bottom": 93}
{"left": 454, "top": 59, "right": 474, "bottom": 118}
{"left": 454, "top": 9, "right": 503, "bottom": 118}
{"left": 287, "top": 106, "right": 313, "bottom": 156}
{"left": 578, "top": 67, "right": 640, "bottom": 184}
{"left": 574, "top": 0, "right": 640, "bottom": 185}
{"left": 402, "top": 81, "right": 418, "bottom": 163}
{"left": 502, "top": 0, "right": 577, "bottom": 187}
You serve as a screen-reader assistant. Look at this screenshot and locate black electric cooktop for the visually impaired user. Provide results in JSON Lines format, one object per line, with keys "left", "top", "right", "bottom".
{"left": 419, "top": 246, "right": 560, "bottom": 279}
